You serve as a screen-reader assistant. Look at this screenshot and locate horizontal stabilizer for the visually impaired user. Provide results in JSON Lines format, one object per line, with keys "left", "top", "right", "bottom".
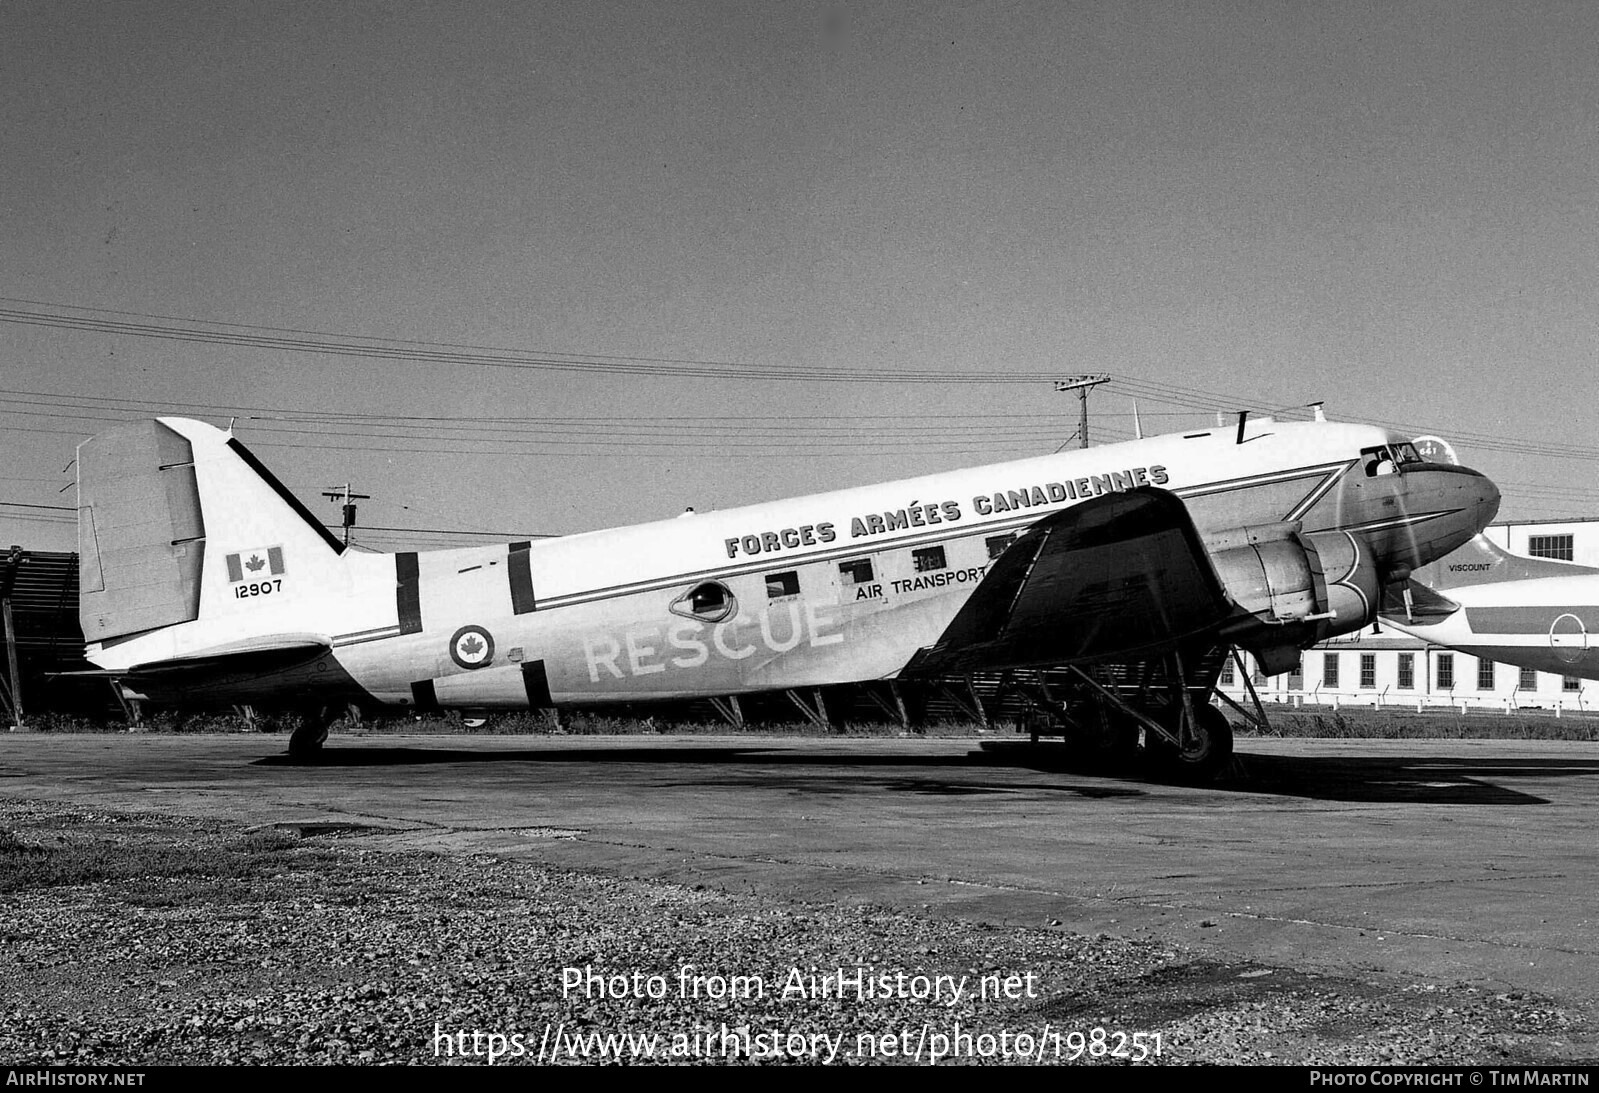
{"left": 55, "top": 635, "right": 330, "bottom": 680}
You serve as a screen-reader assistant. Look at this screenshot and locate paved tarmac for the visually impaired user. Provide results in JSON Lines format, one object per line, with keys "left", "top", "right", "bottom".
{"left": 4, "top": 731, "right": 1597, "bottom": 1013}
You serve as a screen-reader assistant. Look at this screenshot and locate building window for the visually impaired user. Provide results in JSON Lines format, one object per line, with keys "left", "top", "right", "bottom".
{"left": 1324, "top": 652, "right": 1339, "bottom": 688}
{"left": 912, "top": 546, "right": 947, "bottom": 573}
{"left": 1287, "top": 655, "right": 1303, "bottom": 689}
{"left": 1397, "top": 653, "right": 1414, "bottom": 690}
{"left": 985, "top": 533, "right": 1017, "bottom": 560}
{"left": 1437, "top": 653, "right": 1454, "bottom": 690}
{"left": 765, "top": 571, "right": 800, "bottom": 598}
{"left": 1519, "top": 666, "right": 1538, "bottom": 690}
{"left": 1359, "top": 654, "right": 1375, "bottom": 689}
{"left": 1477, "top": 658, "right": 1494, "bottom": 691}
{"left": 1219, "top": 656, "right": 1235, "bottom": 686}
{"left": 1528, "top": 534, "right": 1575, "bottom": 562}
{"left": 839, "top": 559, "right": 873, "bottom": 586}
{"left": 1564, "top": 676, "right": 1581, "bottom": 692}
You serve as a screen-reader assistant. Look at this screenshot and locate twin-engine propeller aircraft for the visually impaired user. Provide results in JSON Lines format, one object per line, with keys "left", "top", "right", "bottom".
{"left": 73, "top": 413, "right": 1499, "bottom": 779}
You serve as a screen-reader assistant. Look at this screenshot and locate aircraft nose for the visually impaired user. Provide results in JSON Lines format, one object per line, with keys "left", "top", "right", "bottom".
{"left": 1388, "top": 463, "right": 1501, "bottom": 572}
{"left": 1457, "top": 465, "right": 1501, "bottom": 528}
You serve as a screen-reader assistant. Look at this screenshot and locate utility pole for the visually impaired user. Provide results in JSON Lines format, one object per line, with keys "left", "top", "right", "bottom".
{"left": 322, "top": 484, "right": 371, "bottom": 547}
{"left": 1054, "top": 374, "right": 1109, "bottom": 448}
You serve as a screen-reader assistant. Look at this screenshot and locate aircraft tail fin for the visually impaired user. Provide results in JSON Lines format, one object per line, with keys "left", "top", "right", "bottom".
{"left": 1415, "top": 532, "right": 1599, "bottom": 590}
{"left": 77, "top": 418, "right": 348, "bottom": 643}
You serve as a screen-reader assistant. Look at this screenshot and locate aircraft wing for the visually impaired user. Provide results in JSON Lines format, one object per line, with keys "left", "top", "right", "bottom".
{"left": 904, "top": 488, "right": 1233, "bottom": 676}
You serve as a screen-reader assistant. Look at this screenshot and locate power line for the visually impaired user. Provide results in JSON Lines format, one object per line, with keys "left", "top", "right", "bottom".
{"left": 0, "top": 499, "right": 554, "bottom": 540}
{"left": 0, "top": 299, "right": 1067, "bottom": 385}
{"left": 10, "top": 388, "right": 1599, "bottom": 466}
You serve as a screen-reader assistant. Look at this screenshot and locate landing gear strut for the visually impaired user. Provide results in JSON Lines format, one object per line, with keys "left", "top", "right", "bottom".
{"left": 1052, "top": 645, "right": 1238, "bottom": 782}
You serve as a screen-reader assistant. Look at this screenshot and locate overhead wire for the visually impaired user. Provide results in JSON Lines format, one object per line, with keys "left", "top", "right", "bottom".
{"left": 0, "top": 299, "right": 1069, "bottom": 385}
{"left": 4, "top": 298, "right": 1596, "bottom": 528}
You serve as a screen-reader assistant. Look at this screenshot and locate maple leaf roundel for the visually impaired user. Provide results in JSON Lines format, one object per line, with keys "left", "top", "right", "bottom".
{"left": 448, "top": 624, "right": 495, "bottom": 670}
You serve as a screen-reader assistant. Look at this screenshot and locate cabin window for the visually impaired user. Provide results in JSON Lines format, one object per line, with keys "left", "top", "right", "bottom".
{"left": 1528, "top": 535, "right": 1574, "bottom": 562}
{"left": 985, "top": 534, "right": 1017, "bottom": 560}
{"left": 912, "top": 546, "right": 947, "bottom": 573}
{"left": 668, "top": 580, "right": 736, "bottom": 623}
{"left": 839, "top": 559, "right": 874, "bottom": 585}
{"left": 766, "top": 570, "right": 800, "bottom": 598}
{"left": 1476, "top": 658, "right": 1494, "bottom": 691}
{"left": 1436, "top": 653, "right": 1454, "bottom": 690}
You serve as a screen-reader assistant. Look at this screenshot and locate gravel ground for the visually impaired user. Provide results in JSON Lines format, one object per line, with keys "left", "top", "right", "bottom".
{"left": 0, "top": 796, "right": 1589, "bottom": 1066}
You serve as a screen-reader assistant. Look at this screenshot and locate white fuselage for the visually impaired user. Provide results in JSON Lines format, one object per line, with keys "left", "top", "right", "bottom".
{"left": 89, "top": 416, "right": 1494, "bottom": 711}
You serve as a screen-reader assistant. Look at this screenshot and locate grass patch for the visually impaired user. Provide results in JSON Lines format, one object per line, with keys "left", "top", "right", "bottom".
{"left": 19, "top": 702, "right": 1599, "bottom": 742}
{"left": 1236, "top": 706, "right": 1599, "bottom": 741}
{"left": 0, "top": 825, "right": 316, "bottom": 897}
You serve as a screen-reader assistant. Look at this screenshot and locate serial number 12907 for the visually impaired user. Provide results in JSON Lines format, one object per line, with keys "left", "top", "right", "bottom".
{"left": 235, "top": 580, "right": 282, "bottom": 599}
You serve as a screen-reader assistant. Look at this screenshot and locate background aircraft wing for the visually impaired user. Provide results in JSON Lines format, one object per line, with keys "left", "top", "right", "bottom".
{"left": 904, "top": 488, "right": 1232, "bottom": 676}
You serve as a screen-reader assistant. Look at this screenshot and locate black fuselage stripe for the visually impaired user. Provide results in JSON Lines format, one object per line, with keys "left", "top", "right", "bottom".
{"left": 521, "top": 661, "right": 553, "bottom": 708}
{"left": 410, "top": 678, "right": 438, "bottom": 712}
{"left": 508, "top": 542, "right": 537, "bottom": 615}
{"left": 396, "top": 552, "right": 423, "bottom": 634}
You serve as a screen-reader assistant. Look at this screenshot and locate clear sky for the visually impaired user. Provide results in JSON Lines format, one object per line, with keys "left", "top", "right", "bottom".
{"left": 3, "top": 1, "right": 1596, "bottom": 553}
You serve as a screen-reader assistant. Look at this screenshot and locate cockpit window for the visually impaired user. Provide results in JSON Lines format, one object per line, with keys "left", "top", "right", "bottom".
{"left": 1360, "top": 443, "right": 1422, "bottom": 477}
{"left": 669, "top": 580, "right": 736, "bottom": 623}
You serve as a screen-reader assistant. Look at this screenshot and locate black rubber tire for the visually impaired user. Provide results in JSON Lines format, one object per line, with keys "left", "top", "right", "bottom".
{"left": 287, "top": 711, "right": 331, "bottom": 758}
{"left": 1150, "top": 705, "right": 1233, "bottom": 784}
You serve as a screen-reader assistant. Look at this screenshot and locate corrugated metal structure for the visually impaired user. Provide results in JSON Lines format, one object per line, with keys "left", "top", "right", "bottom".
{"left": 0, "top": 547, "right": 99, "bottom": 722}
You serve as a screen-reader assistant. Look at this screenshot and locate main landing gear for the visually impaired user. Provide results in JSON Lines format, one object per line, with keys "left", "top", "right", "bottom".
{"left": 1005, "top": 645, "right": 1250, "bottom": 783}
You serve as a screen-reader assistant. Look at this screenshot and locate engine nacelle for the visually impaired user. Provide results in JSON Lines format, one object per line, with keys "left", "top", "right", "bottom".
{"left": 1208, "top": 523, "right": 1382, "bottom": 670}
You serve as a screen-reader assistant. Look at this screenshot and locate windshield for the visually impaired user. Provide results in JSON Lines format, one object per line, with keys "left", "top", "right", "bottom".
{"left": 1360, "top": 443, "right": 1425, "bottom": 476}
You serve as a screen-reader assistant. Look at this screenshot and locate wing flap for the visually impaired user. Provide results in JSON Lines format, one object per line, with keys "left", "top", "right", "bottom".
{"left": 906, "top": 488, "right": 1230, "bottom": 675}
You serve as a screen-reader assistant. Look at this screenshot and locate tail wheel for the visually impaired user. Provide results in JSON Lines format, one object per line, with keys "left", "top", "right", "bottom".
{"left": 1150, "top": 704, "right": 1233, "bottom": 783}
{"left": 287, "top": 706, "right": 335, "bottom": 758}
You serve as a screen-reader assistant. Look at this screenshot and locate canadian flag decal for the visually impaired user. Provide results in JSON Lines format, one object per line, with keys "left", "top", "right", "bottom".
{"left": 225, "top": 546, "right": 285, "bottom": 583}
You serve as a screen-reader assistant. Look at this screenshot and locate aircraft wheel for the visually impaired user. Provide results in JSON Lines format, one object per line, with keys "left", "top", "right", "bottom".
{"left": 287, "top": 708, "right": 333, "bottom": 758}
{"left": 1150, "top": 705, "right": 1233, "bottom": 784}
